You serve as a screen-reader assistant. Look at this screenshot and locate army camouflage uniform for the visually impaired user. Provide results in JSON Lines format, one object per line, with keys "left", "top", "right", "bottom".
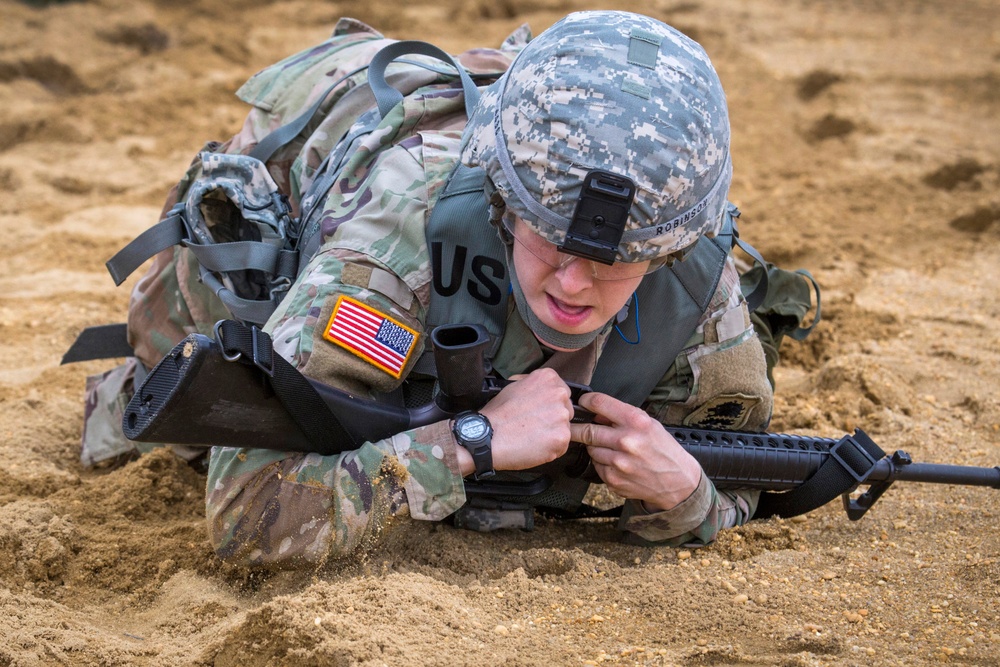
{"left": 205, "top": 10, "right": 772, "bottom": 564}
{"left": 89, "top": 13, "right": 775, "bottom": 567}
{"left": 204, "top": 125, "right": 768, "bottom": 564}
{"left": 79, "top": 17, "right": 519, "bottom": 466}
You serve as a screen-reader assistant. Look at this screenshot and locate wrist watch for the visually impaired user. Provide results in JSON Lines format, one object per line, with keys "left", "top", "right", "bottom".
{"left": 451, "top": 411, "right": 495, "bottom": 480}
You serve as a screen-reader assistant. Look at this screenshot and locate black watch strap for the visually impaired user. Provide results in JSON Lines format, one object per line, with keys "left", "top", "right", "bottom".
{"left": 451, "top": 411, "right": 495, "bottom": 480}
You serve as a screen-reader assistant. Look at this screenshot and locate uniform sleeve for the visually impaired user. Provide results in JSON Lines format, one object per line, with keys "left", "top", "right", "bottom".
{"left": 617, "top": 474, "right": 758, "bottom": 546}
{"left": 205, "top": 140, "right": 470, "bottom": 567}
{"left": 626, "top": 256, "right": 772, "bottom": 546}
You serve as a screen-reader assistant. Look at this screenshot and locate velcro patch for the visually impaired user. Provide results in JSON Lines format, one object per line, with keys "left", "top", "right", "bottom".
{"left": 683, "top": 393, "right": 761, "bottom": 430}
{"left": 322, "top": 295, "right": 419, "bottom": 379}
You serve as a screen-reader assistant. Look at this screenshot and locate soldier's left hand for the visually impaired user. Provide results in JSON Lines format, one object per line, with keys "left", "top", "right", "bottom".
{"left": 569, "top": 392, "right": 702, "bottom": 511}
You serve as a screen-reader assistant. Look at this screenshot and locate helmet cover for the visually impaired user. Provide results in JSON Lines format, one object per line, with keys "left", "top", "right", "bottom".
{"left": 462, "top": 11, "right": 732, "bottom": 263}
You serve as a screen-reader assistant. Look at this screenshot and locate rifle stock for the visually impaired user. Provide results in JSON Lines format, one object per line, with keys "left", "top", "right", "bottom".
{"left": 123, "top": 321, "right": 1000, "bottom": 520}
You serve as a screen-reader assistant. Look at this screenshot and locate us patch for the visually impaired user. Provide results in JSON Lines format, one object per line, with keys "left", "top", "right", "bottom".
{"left": 322, "top": 295, "right": 419, "bottom": 379}
{"left": 683, "top": 393, "right": 761, "bottom": 430}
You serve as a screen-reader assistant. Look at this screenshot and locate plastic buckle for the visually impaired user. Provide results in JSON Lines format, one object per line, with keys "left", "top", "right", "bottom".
{"left": 829, "top": 434, "right": 878, "bottom": 484}
{"left": 250, "top": 326, "right": 274, "bottom": 377}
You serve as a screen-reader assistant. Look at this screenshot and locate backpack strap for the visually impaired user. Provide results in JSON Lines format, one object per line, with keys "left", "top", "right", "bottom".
{"left": 724, "top": 205, "right": 822, "bottom": 341}
{"left": 253, "top": 43, "right": 490, "bottom": 164}
{"left": 368, "top": 41, "right": 482, "bottom": 120}
{"left": 249, "top": 64, "right": 371, "bottom": 164}
{"left": 108, "top": 42, "right": 487, "bottom": 312}
{"left": 105, "top": 205, "right": 185, "bottom": 286}
{"left": 788, "top": 269, "right": 822, "bottom": 340}
{"left": 717, "top": 204, "right": 768, "bottom": 314}
{"left": 733, "top": 237, "right": 768, "bottom": 313}
{"left": 297, "top": 43, "right": 490, "bottom": 264}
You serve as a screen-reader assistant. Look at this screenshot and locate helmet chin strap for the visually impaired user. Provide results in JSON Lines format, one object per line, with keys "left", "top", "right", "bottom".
{"left": 505, "top": 243, "right": 606, "bottom": 351}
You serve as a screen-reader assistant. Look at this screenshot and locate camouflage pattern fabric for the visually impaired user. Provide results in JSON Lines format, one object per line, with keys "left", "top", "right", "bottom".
{"left": 462, "top": 11, "right": 732, "bottom": 263}
{"left": 186, "top": 152, "right": 289, "bottom": 247}
{"left": 81, "top": 359, "right": 141, "bottom": 467}
{"left": 205, "top": 135, "right": 769, "bottom": 566}
{"left": 87, "top": 14, "right": 772, "bottom": 565}
{"left": 78, "top": 17, "right": 522, "bottom": 466}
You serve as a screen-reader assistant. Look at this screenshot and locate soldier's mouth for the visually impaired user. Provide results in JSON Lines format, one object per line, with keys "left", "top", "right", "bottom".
{"left": 546, "top": 294, "right": 593, "bottom": 327}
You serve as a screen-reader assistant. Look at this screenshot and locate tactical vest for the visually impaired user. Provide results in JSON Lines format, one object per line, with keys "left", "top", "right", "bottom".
{"left": 425, "top": 162, "right": 735, "bottom": 406}
{"left": 422, "top": 163, "right": 745, "bottom": 529}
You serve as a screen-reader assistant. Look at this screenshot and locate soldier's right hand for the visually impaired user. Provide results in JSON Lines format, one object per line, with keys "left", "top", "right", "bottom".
{"left": 479, "top": 368, "right": 574, "bottom": 471}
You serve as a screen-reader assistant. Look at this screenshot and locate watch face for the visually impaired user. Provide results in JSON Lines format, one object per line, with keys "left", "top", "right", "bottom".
{"left": 458, "top": 416, "right": 489, "bottom": 441}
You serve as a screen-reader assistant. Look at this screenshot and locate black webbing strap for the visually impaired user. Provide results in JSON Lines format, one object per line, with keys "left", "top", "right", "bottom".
{"left": 754, "top": 430, "right": 886, "bottom": 519}
{"left": 213, "top": 320, "right": 360, "bottom": 453}
{"left": 60, "top": 323, "right": 133, "bottom": 364}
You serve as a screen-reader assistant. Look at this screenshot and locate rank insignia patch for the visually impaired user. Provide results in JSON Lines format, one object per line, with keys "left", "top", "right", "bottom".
{"left": 323, "top": 295, "right": 419, "bottom": 379}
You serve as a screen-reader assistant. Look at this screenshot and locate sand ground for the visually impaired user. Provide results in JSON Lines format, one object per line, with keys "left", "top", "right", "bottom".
{"left": 1, "top": 0, "right": 998, "bottom": 664}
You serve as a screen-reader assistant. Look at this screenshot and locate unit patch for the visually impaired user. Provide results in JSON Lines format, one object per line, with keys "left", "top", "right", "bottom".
{"left": 683, "top": 393, "right": 761, "bottom": 430}
{"left": 322, "top": 295, "right": 419, "bottom": 379}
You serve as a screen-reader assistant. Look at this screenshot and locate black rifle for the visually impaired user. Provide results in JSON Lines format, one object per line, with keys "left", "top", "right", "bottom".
{"left": 122, "top": 320, "right": 1000, "bottom": 520}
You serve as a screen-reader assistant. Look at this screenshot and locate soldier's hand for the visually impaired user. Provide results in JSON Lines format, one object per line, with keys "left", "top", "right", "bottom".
{"left": 570, "top": 391, "right": 702, "bottom": 511}
{"left": 479, "top": 368, "right": 574, "bottom": 471}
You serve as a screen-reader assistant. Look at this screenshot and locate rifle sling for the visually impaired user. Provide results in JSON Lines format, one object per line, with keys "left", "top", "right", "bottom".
{"left": 213, "top": 320, "right": 361, "bottom": 453}
{"left": 754, "top": 430, "right": 886, "bottom": 519}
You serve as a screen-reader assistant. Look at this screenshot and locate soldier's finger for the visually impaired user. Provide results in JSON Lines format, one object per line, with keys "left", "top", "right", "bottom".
{"left": 584, "top": 443, "right": 618, "bottom": 466}
{"left": 570, "top": 421, "right": 619, "bottom": 449}
{"left": 577, "top": 391, "right": 634, "bottom": 426}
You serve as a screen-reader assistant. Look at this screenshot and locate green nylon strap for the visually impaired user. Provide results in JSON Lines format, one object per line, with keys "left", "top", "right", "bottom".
{"left": 183, "top": 240, "right": 298, "bottom": 277}
{"left": 368, "top": 41, "right": 481, "bottom": 120}
{"left": 249, "top": 63, "right": 371, "bottom": 164}
{"left": 790, "top": 269, "right": 822, "bottom": 340}
{"left": 198, "top": 269, "right": 279, "bottom": 327}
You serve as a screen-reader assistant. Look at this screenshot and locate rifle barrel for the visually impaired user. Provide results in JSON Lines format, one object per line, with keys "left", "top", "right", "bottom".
{"left": 889, "top": 462, "right": 1000, "bottom": 488}
{"left": 668, "top": 427, "right": 1000, "bottom": 491}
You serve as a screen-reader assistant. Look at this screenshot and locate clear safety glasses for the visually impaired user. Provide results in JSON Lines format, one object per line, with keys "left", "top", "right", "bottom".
{"left": 507, "top": 214, "right": 667, "bottom": 282}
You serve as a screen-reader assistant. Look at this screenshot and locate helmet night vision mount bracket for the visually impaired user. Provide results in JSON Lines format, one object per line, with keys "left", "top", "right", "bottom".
{"left": 559, "top": 170, "right": 636, "bottom": 266}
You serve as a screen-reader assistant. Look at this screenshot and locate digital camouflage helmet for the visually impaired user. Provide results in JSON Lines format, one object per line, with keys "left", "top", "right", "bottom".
{"left": 462, "top": 10, "right": 733, "bottom": 265}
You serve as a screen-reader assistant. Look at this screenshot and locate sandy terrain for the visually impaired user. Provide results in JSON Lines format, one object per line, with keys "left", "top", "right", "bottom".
{"left": 1, "top": 0, "right": 998, "bottom": 664}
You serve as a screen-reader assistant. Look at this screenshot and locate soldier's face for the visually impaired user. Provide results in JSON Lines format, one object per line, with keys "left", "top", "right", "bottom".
{"left": 510, "top": 218, "right": 646, "bottom": 346}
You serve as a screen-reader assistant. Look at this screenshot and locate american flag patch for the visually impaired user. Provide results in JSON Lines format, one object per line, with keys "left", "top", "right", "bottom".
{"left": 322, "top": 295, "right": 419, "bottom": 379}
